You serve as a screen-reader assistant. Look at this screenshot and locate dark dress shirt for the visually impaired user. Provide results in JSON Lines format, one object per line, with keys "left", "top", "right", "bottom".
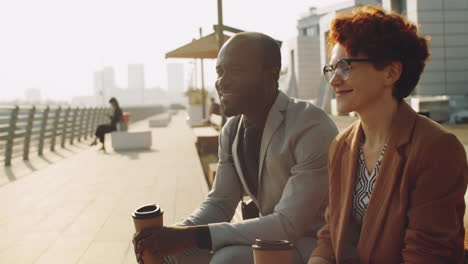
{"left": 195, "top": 117, "right": 264, "bottom": 250}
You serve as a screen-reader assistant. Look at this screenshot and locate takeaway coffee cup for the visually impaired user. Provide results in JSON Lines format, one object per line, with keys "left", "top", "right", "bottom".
{"left": 252, "top": 239, "right": 294, "bottom": 264}
{"left": 132, "top": 204, "right": 164, "bottom": 264}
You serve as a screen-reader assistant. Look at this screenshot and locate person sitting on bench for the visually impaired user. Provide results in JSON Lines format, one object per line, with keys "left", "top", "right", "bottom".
{"left": 90, "top": 97, "right": 123, "bottom": 151}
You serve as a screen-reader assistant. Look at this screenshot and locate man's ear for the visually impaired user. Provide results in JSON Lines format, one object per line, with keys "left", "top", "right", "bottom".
{"left": 384, "top": 61, "right": 402, "bottom": 87}
{"left": 264, "top": 67, "right": 280, "bottom": 84}
{"left": 271, "top": 67, "right": 280, "bottom": 81}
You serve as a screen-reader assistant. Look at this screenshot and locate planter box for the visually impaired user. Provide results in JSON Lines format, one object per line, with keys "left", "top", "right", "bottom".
{"left": 187, "top": 104, "right": 208, "bottom": 126}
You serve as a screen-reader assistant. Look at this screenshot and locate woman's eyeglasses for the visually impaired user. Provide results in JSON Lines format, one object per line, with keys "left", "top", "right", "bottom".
{"left": 323, "top": 58, "right": 375, "bottom": 83}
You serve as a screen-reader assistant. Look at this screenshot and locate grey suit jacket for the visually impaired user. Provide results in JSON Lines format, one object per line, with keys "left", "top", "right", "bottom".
{"left": 180, "top": 91, "right": 338, "bottom": 259}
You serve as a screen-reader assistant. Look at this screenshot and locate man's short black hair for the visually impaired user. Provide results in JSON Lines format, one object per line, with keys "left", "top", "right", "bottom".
{"left": 231, "top": 32, "right": 282, "bottom": 70}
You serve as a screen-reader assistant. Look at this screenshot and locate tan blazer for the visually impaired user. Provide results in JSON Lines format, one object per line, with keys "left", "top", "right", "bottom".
{"left": 311, "top": 102, "right": 468, "bottom": 264}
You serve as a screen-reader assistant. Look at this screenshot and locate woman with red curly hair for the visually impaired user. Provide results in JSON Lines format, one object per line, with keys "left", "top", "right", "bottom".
{"left": 308, "top": 5, "right": 468, "bottom": 264}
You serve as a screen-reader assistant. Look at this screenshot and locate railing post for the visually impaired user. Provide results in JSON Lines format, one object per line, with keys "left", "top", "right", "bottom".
{"left": 5, "top": 106, "right": 19, "bottom": 166}
{"left": 91, "top": 107, "right": 98, "bottom": 138}
{"left": 88, "top": 108, "right": 93, "bottom": 137}
{"left": 38, "top": 107, "right": 49, "bottom": 156}
{"left": 50, "top": 107, "right": 61, "bottom": 151}
{"left": 86, "top": 107, "right": 94, "bottom": 138}
{"left": 94, "top": 107, "right": 100, "bottom": 131}
{"left": 98, "top": 107, "right": 103, "bottom": 125}
{"left": 101, "top": 107, "right": 106, "bottom": 124}
{"left": 61, "top": 107, "right": 70, "bottom": 148}
{"left": 23, "top": 106, "right": 36, "bottom": 161}
{"left": 78, "top": 107, "right": 86, "bottom": 141}
{"left": 70, "top": 107, "right": 78, "bottom": 145}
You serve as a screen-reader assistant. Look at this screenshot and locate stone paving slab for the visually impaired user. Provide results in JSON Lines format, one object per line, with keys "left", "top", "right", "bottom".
{"left": 0, "top": 111, "right": 208, "bottom": 264}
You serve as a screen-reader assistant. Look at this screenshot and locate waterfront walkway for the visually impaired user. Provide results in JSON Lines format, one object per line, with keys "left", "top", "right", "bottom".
{"left": 1, "top": 110, "right": 467, "bottom": 264}
{"left": 0, "top": 111, "right": 209, "bottom": 264}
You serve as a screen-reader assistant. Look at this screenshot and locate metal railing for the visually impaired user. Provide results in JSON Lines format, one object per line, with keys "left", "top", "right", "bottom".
{"left": 0, "top": 105, "right": 166, "bottom": 166}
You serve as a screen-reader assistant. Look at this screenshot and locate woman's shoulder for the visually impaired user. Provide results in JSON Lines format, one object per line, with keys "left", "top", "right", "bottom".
{"left": 412, "top": 114, "right": 461, "bottom": 147}
{"left": 414, "top": 114, "right": 450, "bottom": 136}
{"left": 335, "top": 120, "right": 360, "bottom": 143}
{"left": 328, "top": 120, "right": 360, "bottom": 153}
{"left": 411, "top": 114, "right": 466, "bottom": 164}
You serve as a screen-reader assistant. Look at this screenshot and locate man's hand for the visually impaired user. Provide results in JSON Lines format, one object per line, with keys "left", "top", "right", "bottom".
{"left": 132, "top": 226, "right": 197, "bottom": 263}
{"left": 308, "top": 256, "right": 334, "bottom": 264}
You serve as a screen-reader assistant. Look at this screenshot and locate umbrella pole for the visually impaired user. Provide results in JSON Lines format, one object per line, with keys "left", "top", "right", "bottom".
{"left": 199, "top": 27, "right": 206, "bottom": 119}
{"left": 217, "top": 0, "right": 227, "bottom": 125}
{"left": 217, "top": 0, "right": 224, "bottom": 51}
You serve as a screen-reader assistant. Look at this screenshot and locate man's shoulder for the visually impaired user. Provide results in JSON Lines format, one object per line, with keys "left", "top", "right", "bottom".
{"left": 286, "top": 98, "right": 327, "bottom": 119}
{"left": 222, "top": 116, "right": 240, "bottom": 131}
{"left": 284, "top": 98, "right": 337, "bottom": 133}
{"left": 219, "top": 115, "right": 241, "bottom": 141}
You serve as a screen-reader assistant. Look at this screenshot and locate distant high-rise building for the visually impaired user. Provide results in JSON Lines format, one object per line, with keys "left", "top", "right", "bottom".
{"left": 128, "top": 64, "right": 145, "bottom": 104}
{"left": 93, "top": 67, "right": 116, "bottom": 105}
{"left": 25, "top": 88, "right": 41, "bottom": 103}
{"left": 102, "top": 67, "right": 116, "bottom": 98}
{"left": 93, "top": 71, "right": 104, "bottom": 96}
{"left": 167, "top": 63, "right": 184, "bottom": 93}
{"left": 128, "top": 64, "right": 145, "bottom": 90}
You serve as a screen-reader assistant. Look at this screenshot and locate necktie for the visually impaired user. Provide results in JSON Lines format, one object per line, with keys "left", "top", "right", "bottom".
{"left": 242, "top": 124, "right": 260, "bottom": 197}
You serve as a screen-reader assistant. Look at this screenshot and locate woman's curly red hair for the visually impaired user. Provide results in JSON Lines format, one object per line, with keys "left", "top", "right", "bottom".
{"left": 328, "top": 5, "right": 430, "bottom": 100}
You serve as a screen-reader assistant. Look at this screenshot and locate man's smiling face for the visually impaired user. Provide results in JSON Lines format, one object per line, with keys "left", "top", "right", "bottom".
{"left": 215, "top": 37, "right": 265, "bottom": 117}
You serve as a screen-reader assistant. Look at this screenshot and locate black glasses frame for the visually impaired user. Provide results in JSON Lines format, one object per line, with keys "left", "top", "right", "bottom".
{"left": 323, "top": 58, "right": 375, "bottom": 82}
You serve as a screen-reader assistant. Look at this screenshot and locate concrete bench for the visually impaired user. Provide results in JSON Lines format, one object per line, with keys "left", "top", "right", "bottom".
{"left": 193, "top": 114, "right": 223, "bottom": 154}
{"left": 111, "top": 131, "right": 152, "bottom": 151}
{"left": 207, "top": 162, "right": 218, "bottom": 188}
{"left": 148, "top": 112, "right": 171, "bottom": 128}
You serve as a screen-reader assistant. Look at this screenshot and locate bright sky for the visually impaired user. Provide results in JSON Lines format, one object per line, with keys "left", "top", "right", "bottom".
{"left": 0, "top": 0, "right": 341, "bottom": 101}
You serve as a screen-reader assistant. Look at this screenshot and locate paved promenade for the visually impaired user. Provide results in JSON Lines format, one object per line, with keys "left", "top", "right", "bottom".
{"left": 0, "top": 111, "right": 209, "bottom": 264}
{"left": 1, "top": 110, "right": 466, "bottom": 264}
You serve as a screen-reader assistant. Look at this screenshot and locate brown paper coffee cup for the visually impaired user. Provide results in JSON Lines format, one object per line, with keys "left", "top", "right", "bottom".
{"left": 252, "top": 239, "right": 294, "bottom": 264}
{"left": 132, "top": 204, "right": 164, "bottom": 264}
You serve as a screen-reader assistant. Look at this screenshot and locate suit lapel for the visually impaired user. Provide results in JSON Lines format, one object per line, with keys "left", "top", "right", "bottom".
{"left": 336, "top": 122, "right": 363, "bottom": 260}
{"left": 357, "top": 102, "right": 417, "bottom": 262}
{"left": 232, "top": 115, "right": 255, "bottom": 198}
{"left": 357, "top": 143, "right": 405, "bottom": 262}
{"left": 258, "top": 91, "right": 289, "bottom": 187}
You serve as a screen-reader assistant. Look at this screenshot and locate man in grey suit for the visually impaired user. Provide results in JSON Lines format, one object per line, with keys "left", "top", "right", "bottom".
{"left": 133, "top": 32, "right": 338, "bottom": 264}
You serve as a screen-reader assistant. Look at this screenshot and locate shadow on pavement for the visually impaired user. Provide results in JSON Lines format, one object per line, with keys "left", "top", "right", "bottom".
{"left": 23, "top": 161, "right": 37, "bottom": 172}
{"left": 0, "top": 140, "right": 94, "bottom": 187}
{"left": 113, "top": 149, "right": 159, "bottom": 160}
{"left": 3, "top": 167, "right": 17, "bottom": 182}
